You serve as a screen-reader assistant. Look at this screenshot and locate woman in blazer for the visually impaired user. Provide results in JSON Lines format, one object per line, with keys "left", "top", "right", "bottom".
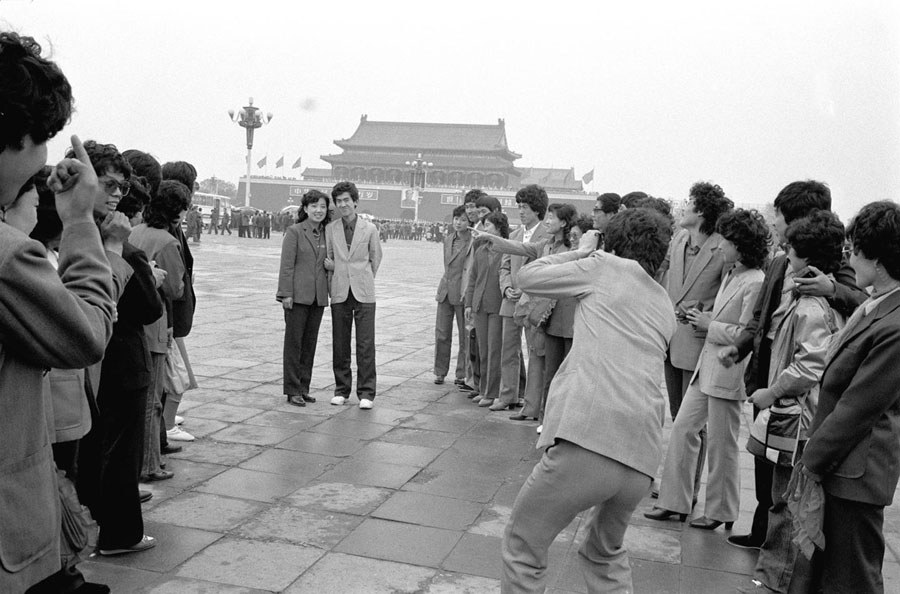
{"left": 277, "top": 190, "right": 331, "bottom": 407}
{"left": 800, "top": 201, "right": 900, "bottom": 594}
{"left": 648, "top": 209, "right": 770, "bottom": 529}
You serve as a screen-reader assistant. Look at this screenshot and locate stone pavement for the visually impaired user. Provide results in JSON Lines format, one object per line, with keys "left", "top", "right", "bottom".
{"left": 82, "top": 231, "right": 900, "bottom": 593}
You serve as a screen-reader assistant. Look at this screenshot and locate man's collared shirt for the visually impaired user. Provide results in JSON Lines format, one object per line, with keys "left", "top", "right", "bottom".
{"left": 343, "top": 216, "right": 357, "bottom": 249}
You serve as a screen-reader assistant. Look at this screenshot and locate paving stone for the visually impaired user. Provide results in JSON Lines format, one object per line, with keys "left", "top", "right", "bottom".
{"left": 423, "top": 572, "right": 502, "bottom": 594}
{"left": 379, "top": 427, "right": 460, "bottom": 449}
{"left": 340, "top": 405, "right": 415, "bottom": 426}
{"left": 149, "top": 459, "right": 228, "bottom": 492}
{"left": 277, "top": 431, "right": 366, "bottom": 456}
{"left": 400, "top": 412, "right": 479, "bottom": 433}
{"left": 317, "top": 458, "right": 421, "bottom": 489}
{"left": 283, "top": 552, "right": 436, "bottom": 593}
{"left": 680, "top": 527, "right": 758, "bottom": 574}
{"left": 374, "top": 395, "right": 433, "bottom": 411}
{"left": 196, "top": 467, "right": 309, "bottom": 502}
{"left": 177, "top": 537, "right": 322, "bottom": 591}
{"left": 373, "top": 491, "right": 482, "bottom": 530}
{"left": 167, "top": 440, "right": 264, "bottom": 467}
{"left": 139, "top": 577, "right": 271, "bottom": 594}
{"left": 284, "top": 481, "right": 393, "bottom": 516}
{"left": 335, "top": 518, "right": 462, "bottom": 567}
{"left": 681, "top": 566, "right": 751, "bottom": 594}
{"left": 79, "top": 561, "right": 166, "bottom": 593}
{"left": 238, "top": 447, "right": 339, "bottom": 478}
{"left": 144, "top": 491, "right": 268, "bottom": 532}
{"left": 236, "top": 505, "right": 363, "bottom": 548}
{"left": 93, "top": 522, "right": 222, "bottom": 572}
{"left": 242, "top": 409, "right": 323, "bottom": 428}
{"left": 170, "top": 416, "right": 228, "bottom": 438}
{"left": 354, "top": 440, "right": 444, "bottom": 467}
{"left": 405, "top": 468, "right": 503, "bottom": 503}
{"left": 199, "top": 377, "right": 263, "bottom": 392}
{"left": 186, "top": 406, "right": 269, "bottom": 428}
{"left": 307, "top": 417, "right": 395, "bottom": 440}
{"left": 440, "top": 533, "right": 503, "bottom": 579}
{"left": 208, "top": 422, "right": 303, "bottom": 446}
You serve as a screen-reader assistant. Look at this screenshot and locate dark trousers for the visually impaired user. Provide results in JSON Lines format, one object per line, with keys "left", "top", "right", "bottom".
{"left": 810, "top": 493, "right": 886, "bottom": 594}
{"left": 434, "top": 299, "right": 466, "bottom": 381}
{"left": 283, "top": 303, "right": 324, "bottom": 396}
{"left": 331, "top": 290, "right": 376, "bottom": 400}
{"left": 541, "top": 334, "right": 572, "bottom": 420}
{"left": 664, "top": 355, "right": 706, "bottom": 500}
{"left": 94, "top": 384, "right": 147, "bottom": 549}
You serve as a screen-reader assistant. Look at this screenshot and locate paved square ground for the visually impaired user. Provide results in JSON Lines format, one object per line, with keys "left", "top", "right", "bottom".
{"left": 82, "top": 231, "right": 900, "bottom": 593}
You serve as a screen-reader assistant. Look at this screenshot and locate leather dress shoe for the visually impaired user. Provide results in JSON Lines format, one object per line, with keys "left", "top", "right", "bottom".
{"left": 727, "top": 533, "right": 764, "bottom": 550}
{"left": 139, "top": 490, "right": 153, "bottom": 503}
{"left": 302, "top": 394, "right": 316, "bottom": 403}
{"left": 287, "top": 394, "right": 306, "bottom": 407}
{"left": 509, "top": 414, "right": 538, "bottom": 421}
{"left": 689, "top": 516, "right": 734, "bottom": 530}
{"left": 73, "top": 582, "right": 111, "bottom": 594}
{"left": 489, "top": 401, "right": 514, "bottom": 411}
{"left": 643, "top": 507, "right": 687, "bottom": 522}
{"left": 434, "top": 376, "right": 445, "bottom": 385}
{"left": 161, "top": 444, "right": 182, "bottom": 454}
{"left": 141, "top": 470, "right": 174, "bottom": 482}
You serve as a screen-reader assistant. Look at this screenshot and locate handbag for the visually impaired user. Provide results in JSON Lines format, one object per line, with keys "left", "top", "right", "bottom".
{"left": 747, "top": 396, "right": 803, "bottom": 466}
{"left": 164, "top": 338, "right": 196, "bottom": 395}
{"left": 513, "top": 293, "right": 557, "bottom": 328}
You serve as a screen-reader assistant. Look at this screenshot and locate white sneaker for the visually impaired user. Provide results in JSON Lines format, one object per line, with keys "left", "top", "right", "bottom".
{"left": 330, "top": 396, "right": 346, "bottom": 406}
{"left": 166, "top": 426, "right": 195, "bottom": 442}
{"left": 536, "top": 425, "right": 542, "bottom": 434}
{"left": 175, "top": 415, "right": 184, "bottom": 425}
{"left": 359, "top": 398, "right": 373, "bottom": 410}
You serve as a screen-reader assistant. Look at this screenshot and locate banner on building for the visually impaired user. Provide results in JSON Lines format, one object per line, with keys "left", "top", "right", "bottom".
{"left": 359, "top": 189, "right": 379, "bottom": 201}
{"left": 401, "top": 189, "right": 418, "bottom": 209}
{"left": 441, "top": 193, "right": 461, "bottom": 205}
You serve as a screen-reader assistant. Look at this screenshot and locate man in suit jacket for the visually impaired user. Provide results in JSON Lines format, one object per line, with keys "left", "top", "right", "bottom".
{"left": 501, "top": 210, "right": 676, "bottom": 594}
{"left": 495, "top": 186, "right": 549, "bottom": 411}
{"left": 720, "top": 181, "right": 867, "bottom": 552}
{"left": 433, "top": 205, "right": 472, "bottom": 385}
{"left": 325, "top": 182, "right": 382, "bottom": 409}
{"left": 658, "top": 181, "right": 733, "bottom": 501}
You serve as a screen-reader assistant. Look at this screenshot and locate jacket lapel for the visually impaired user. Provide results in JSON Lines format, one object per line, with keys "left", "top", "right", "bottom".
{"left": 829, "top": 291, "right": 900, "bottom": 361}
{"left": 301, "top": 220, "right": 317, "bottom": 253}
{"left": 676, "top": 233, "right": 719, "bottom": 303}
{"left": 712, "top": 268, "right": 742, "bottom": 317}
{"left": 668, "top": 232, "right": 687, "bottom": 298}
{"left": 348, "top": 218, "right": 366, "bottom": 256}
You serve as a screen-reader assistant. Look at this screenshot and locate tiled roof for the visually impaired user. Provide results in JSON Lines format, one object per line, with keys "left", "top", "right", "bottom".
{"left": 301, "top": 167, "right": 332, "bottom": 178}
{"left": 518, "top": 167, "right": 583, "bottom": 191}
{"left": 335, "top": 116, "right": 521, "bottom": 158}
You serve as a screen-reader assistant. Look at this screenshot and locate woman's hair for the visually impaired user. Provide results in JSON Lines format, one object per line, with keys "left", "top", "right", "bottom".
{"left": 484, "top": 211, "right": 509, "bottom": 239}
{"left": 296, "top": 189, "right": 331, "bottom": 224}
{"left": 68, "top": 140, "right": 131, "bottom": 179}
{"left": 145, "top": 180, "right": 190, "bottom": 229}
{"left": 0, "top": 32, "right": 73, "bottom": 152}
{"left": 161, "top": 161, "right": 197, "bottom": 196}
{"left": 123, "top": 149, "right": 162, "bottom": 198}
{"left": 716, "top": 209, "right": 771, "bottom": 270}
{"left": 784, "top": 210, "right": 845, "bottom": 275}
{"left": 689, "top": 181, "right": 734, "bottom": 235}
{"left": 117, "top": 176, "right": 151, "bottom": 219}
{"left": 604, "top": 208, "right": 673, "bottom": 277}
{"left": 548, "top": 203, "right": 578, "bottom": 247}
{"left": 573, "top": 214, "right": 594, "bottom": 234}
{"left": 29, "top": 166, "right": 60, "bottom": 245}
{"left": 846, "top": 200, "right": 900, "bottom": 280}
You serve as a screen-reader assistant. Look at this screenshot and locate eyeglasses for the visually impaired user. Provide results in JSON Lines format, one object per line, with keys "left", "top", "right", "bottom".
{"left": 592, "top": 207, "right": 605, "bottom": 213}
{"left": 842, "top": 245, "right": 853, "bottom": 258}
{"left": 100, "top": 177, "right": 130, "bottom": 197}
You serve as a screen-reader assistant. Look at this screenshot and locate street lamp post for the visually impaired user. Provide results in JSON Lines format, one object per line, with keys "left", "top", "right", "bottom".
{"left": 405, "top": 153, "right": 432, "bottom": 222}
{"left": 228, "top": 97, "right": 273, "bottom": 207}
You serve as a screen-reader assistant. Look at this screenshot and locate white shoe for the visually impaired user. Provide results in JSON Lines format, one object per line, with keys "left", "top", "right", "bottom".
{"left": 166, "top": 426, "right": 195, "bottom": 442}
{"left": 175, "top": 415, "right": 184, "bottom": 425}
{"left": 359, "top": 398, "right": 373, "bottom": 410}
{"left": 330, "top": 396, "right": 346, "bottom": 406}
{"left": 536, "top": 425, "right": 542, "bottom": 434}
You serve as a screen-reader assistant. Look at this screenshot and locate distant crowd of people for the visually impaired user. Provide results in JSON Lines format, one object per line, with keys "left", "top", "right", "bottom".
{"left": 3, "top": 27, "right": 900, "bottom": 594}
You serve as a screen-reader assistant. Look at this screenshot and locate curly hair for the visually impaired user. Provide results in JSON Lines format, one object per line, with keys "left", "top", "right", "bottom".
{"left": 620, "top": 191, "right": 648, "bottom": 209}
{"left": 463, "top": 188, "right": 488, "bottom": 204}
{"left": 688, "top": 181, "right": 733, "bottom": 236}
{"left": 515, "top": 184, "right": 548, "bottom": 220}
{"left": 634, "top": 196, "right": 673, "bottom": 225}
{"left": 331, "top": 180, "right": 359, "bottom": 202}
{"left": 548, "top": 203, "right": 578, "bottom": 248}
{"left": 162, "top": 161, "right": 197, "bottom": 195}
{"left": 573, "top": 214, "right": 594, "bottom": 234}
{"left": 67, "top": 140, "right": 131, "bottom": 179}
{"left": 451, "top": 204, "right": 467, "bottom": 219}
{"left": 296, "top": 189, "right": 331, "bottom": 225}
{"left": 484, "top": 211, "right": 510, "bottom": 239}
{"left": 846, "top": 201, "right": 900, "bottom": 280}
{"left": 146, "top": 180, "right": 190, "bottom": 229}
{"left": 116, "top": 176, "right": 150, "bottom": 219}
{"left": 604, "top": 208, "right": 673, "bottom": 277}
{"left": 0, "top": 32, "right": 73, "bottom": 151}
{"left": 784, "top": 210, "right": 844, "bottom": 275}
{"left": 773, "top": 180, "right": 831, "bottom": 224}
{"left": 716, "top": 209, "right": 771, "bottom": 270}
{"left": 123, "top": 149, "right": 162, "bottom": 198}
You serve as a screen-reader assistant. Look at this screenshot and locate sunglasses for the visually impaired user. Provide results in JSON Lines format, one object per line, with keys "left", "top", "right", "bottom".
{"left": 100, "top": 177, "right": 130, "bottom": 197}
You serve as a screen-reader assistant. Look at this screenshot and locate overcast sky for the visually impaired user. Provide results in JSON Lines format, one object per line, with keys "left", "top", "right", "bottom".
{"left": 3, "top": 0, "right": 898, "bottom": 220}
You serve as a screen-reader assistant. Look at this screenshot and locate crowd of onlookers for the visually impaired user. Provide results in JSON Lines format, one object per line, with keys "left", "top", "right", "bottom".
{"left": 3, "top": 27, "right": 900, "bottom": 594}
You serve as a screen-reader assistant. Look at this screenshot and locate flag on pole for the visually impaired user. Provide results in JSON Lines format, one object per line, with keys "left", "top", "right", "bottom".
{"left": 257, "top": 156, "right": 267, "bottom": 169}
{"left": 582, "top": 169, "right": 594, "bottom": 185}
{"left": 291, "top": 156, "right": 302, "bottom": 169}
{"left": 275, "top": 155, "right": 284, "bottom": 168}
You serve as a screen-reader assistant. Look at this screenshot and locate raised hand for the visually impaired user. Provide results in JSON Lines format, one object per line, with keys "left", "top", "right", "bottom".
{"left": 50, "top": 135, "right": 101, "bottom": 226}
